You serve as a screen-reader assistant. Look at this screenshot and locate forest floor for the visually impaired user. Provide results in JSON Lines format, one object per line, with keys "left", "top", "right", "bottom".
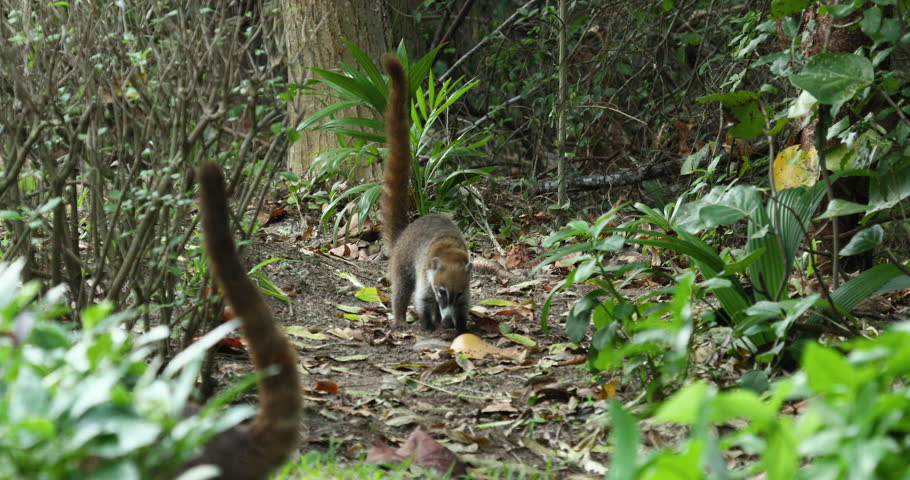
{"left": 215, "top": 189, "right": 906, "bottom": 479}
{"left": 209, "top": 190, "right": 692, "bottom": 479}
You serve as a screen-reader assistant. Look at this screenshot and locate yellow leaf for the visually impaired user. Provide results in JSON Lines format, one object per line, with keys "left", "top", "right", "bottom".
{"left": 772, "top": 145, "right": 819, "bottom": 191}
{"left": 285, "top": 326, "right": 328, "bottom": 341}
{"left": 449, "top": 333, "right": 525, "bottom": 361}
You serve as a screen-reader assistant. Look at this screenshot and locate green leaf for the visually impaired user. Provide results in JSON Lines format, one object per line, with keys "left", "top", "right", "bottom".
{"left": 814, "top": 198, "right": 869, "bottom": 220}
{"left": 771, "top": 0, "right": 813, "bottom": 18}
{"left": 655, "top": 381, "right": 712, "bottom": 424}
{"left": 82, "top": 301, "right": 115, "bottom": 331}
{"left": 859, "top": 6, "right": 882, "bottom": 39}
{"left": 790, "top": 53, "right": 873, "bottom": 104}
{"left": 741, "top": 369, "right": 771, "bottom": 393}
{"left": 342, "top": 38, "right": 386, "bottom": 93}
{"left": 697, "top": 91, "right": 763, "bottom": 139}
{"left": 802, "top": 343, "right": 859, "bottom": 393}
{"left": 355, "top": 287, "right": 382, "bottom": 303}
{"left": 316, "top": 117, "right": 385, "bottom": 133}
{"left": 297, "top": 100, "right": 363, "bottom": 131}
{"left": 763, "top": 421, "right": 798, "bottom": 480}
{"left": 712, "top": 389, "right": 773, "bottom": 424}
{"left": 336, "top": 304, "right": 362, "bottom": 314}
{"left": 607, "top": 400, "right": 640, "bottom": 480}
{"left": 0, "top": 210, "right": 22, "bottom": 220}
{"left": 480, "top": 298, "right": 515, "bottom": 307}
{"left": 311, "top": 68, "right": 386, "bottom": 111}
{"left": 566, "top": 291, "right": 604, "bottom": 344}
{"left": 502, "top": 331, "right": 537, "bottom": 348}
{"left": 840, "top": 225, "right": 883, "bottom": 256}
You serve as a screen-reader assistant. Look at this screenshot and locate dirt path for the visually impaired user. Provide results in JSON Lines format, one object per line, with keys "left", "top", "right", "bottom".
{"left": 203, "top": 209, "right": 641, "bottom": 478}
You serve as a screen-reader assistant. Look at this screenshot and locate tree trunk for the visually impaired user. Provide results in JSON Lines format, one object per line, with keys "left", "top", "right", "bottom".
{"left": 281, "top": 0, "right": 400, "bottom": 180}
{"left": 795, "top": 3, "right": 876, "bottom": 273}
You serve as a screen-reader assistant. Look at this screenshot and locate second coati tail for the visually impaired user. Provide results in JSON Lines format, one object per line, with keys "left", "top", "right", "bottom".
{"left": 191, "top": 161, "right": 301, "bottom": 480}
{"left": 380, "top": 54, "right": 472, "bottom": 334}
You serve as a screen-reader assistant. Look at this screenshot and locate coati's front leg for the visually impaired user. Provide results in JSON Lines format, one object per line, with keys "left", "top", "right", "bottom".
{"left": 415, "top": 283, "right": 439, "bottom": 331}
{"left": 391, "top": 263, "right": 416, "bottom": 327}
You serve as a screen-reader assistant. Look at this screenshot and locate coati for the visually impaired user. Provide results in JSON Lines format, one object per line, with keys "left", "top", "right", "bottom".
{"left": 380, "top": 54, "right": 472, "bottom": 334}
{"left": 186, "top": 161, "right": 302, "bottom": 479}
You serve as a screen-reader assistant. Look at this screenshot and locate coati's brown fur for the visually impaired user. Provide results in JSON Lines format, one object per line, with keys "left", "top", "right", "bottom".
{"left": 187, "top": 161, "right": 302, "bottom": 479}
{"left": 380, "top": 54, "right": 472, "bottom": 333}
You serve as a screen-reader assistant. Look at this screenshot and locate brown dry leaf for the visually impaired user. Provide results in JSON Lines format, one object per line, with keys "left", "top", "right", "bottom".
{"left": 445, "top": 429, "right": 492, "bottom": 449}
{"left": 329, "top": 243, "right": 360, "bottom": 259}
{"left": 298, "top": 224, "right": 315, "bottom": 242}
{"left": 312, "top": 380, "right": 340, "bottom": 395}
{"left": 366, "top": 428, "right": 467, "bottom": 476}
{"left": 480, "top": 402, "right": 519, "bottom": 415}
{"left": 493, "top": 306, "right": 533, "bottom": 321}
{"left": 673, "top": 119, "right": 696, "bottom": 156}
{"left": 326, "top": 327, "right": 361, "bottom": 341}
{"left": 338, "top": 212, "right": 376, "bottom": 237}
{"left": 256, "top": 207, "right": 287, "bottom": 227}
{"left": 556, "top": 353, "right": 588, "bottom": 367}
{"left": 504, "top": 245, "right": 532, "bottom": 269}
{"left": 449, "top": 334, "right": 525, "bottom": 362}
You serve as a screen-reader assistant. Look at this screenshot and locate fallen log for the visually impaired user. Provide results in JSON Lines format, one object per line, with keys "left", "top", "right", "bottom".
{"left": 525, "top": 162, "right": 675, "bottom": 194}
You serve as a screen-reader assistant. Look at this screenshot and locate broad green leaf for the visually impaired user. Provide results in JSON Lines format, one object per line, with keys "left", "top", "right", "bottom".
{"left": 712, "top": 389, "right": 773, "bottom": 424}
{"left": 790, "top": 53, "right": 873, "bottom": 104}
{"left": 566, "top": 291, "right": 604, "bottom": 344}
{"left": 802, "top": 343, "right": 859, "bottom": 393}
{"left": 82, "top": 301, "right": 115, "bottom": 331}
{"left": 771, "top": 0, "right": 813, "bottom": 18}
{"left": 764, "top": 420, "right": 798, "bottom": 480}
{"left": 814, "top": 199, "right": 869, "bottom": 220}
{"left": 741, "top": 369, "right": 771, "bottom": 394}
{"left": 654, "top": 381, "right": 712, "bottom": 424}
{"left": 680, "top": 144, "right": 711, "bottom": 175}
{"left": 607, "top": 400, "right": 640, "bottom": 480}
{"left": 355, "top": 287, "right": 382, "bottom": 303}
{"left": 697, "top": 91, "right": 763, "bottom": 139}
{"left": 868, "top": 164, "right": 910, "bottom": 213}
{"left": 840, "top": 225, "right": 883, "bottom": 256}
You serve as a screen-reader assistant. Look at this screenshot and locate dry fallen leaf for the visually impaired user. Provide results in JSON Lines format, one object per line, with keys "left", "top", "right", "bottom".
{"left": 329, "top": 243, "right": 360, "bottom": 259}
{"left": 312, "top": 380, "right": 340, "bottom": 395}
{"left": 366, "top": 428, "right": 467, "bottom": 476}
{"left": 256, "top": 207, "right": 288, "bottom": 227}
{"left": 449, "top": 333, "right": 525, "bottom": 362}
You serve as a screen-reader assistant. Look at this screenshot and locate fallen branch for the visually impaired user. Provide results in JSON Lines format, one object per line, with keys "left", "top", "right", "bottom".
{"left": 525, "top": 162, "right": 675, "bottom": 194}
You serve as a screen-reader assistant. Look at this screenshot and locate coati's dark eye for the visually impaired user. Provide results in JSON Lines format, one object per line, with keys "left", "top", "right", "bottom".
{"left": 436, "top": 286, "right": 448, "bottom": 302}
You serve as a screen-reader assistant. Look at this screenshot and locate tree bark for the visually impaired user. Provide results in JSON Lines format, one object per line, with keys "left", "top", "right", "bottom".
{"left": 281, "top": 0, "right": 399, "bottom": 179}
{"left": 795, "top": 3, "right": 876, "bottom": 272}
